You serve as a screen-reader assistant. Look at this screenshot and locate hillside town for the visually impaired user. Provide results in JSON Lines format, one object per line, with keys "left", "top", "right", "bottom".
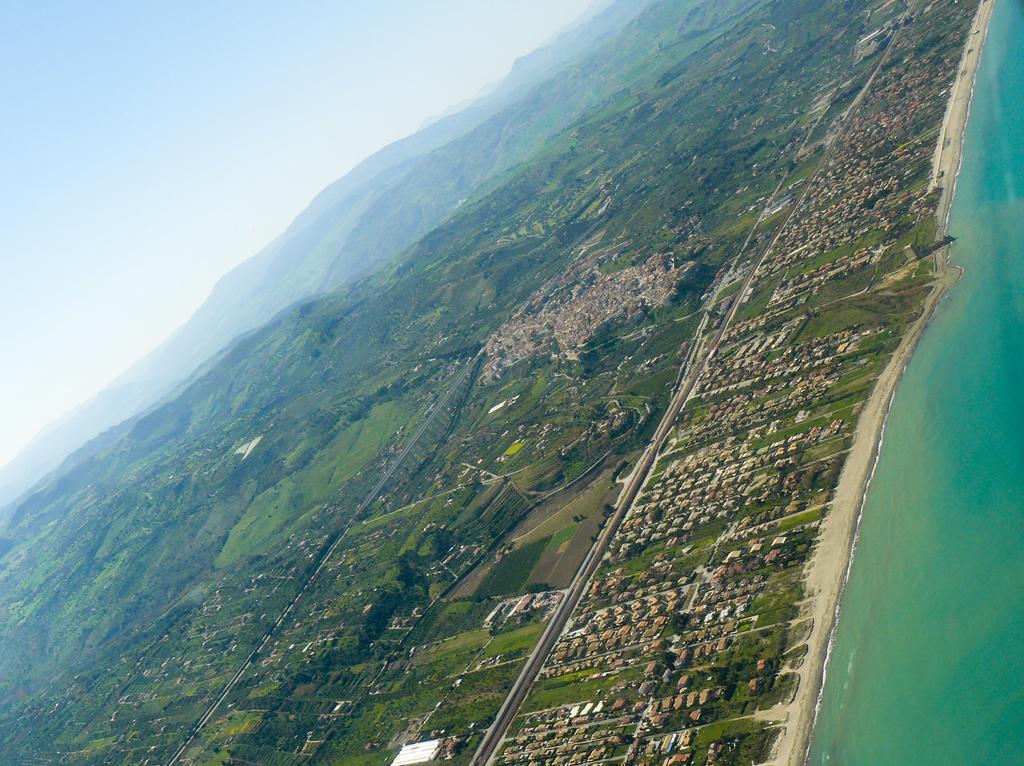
{"left": 482, "top": 253, "right": 689, "bottom": 381}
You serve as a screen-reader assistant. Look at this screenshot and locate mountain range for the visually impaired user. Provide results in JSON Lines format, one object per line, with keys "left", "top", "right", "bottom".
{"left": 0, "top": 0, "right": 656, "bottom": 515}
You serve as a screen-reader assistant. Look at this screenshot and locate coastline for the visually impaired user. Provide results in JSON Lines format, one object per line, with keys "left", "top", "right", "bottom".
{"left": 765, "top": 1, "right": 996, "bottom": 764}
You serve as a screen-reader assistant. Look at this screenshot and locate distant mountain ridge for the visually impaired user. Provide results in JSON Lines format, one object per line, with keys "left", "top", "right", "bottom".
{"left": 0, "top": 0, "right": 655, "bottom": 517}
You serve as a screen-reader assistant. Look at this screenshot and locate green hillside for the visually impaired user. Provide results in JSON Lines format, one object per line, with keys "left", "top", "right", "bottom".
{"left": 0, "top": 0, "right": 654, "bottom": 517}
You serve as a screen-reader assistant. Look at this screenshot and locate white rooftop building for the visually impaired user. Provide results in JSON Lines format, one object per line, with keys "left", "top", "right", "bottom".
{"left": 391, "top": 739, "right": 441, "bottom": 766}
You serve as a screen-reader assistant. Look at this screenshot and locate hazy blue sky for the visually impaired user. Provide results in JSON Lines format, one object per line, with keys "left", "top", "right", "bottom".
{"left": 0, "top": 0, "right": 594, "bottom": 468}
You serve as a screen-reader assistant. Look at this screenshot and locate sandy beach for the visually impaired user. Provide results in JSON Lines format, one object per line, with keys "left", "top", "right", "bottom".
{"left": 763, "top": 1, "right": 997, "bottom": 764}
{"left": 932, "top": 0, "right": 997, "bottom": 227}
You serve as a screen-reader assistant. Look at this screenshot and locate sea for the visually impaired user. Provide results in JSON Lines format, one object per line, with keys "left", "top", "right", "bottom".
{"left": 806, "top": 1, "right": 1024, "bottom": 763}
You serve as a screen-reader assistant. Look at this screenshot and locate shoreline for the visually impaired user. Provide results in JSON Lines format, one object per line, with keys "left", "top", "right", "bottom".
{"left": 766, "top": 1, "right": 996, "bottom": 764}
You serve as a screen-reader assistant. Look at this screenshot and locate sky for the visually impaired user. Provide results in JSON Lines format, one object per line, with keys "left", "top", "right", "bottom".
{"left": 0, "top": 0, "right": 595, "bottom": 469}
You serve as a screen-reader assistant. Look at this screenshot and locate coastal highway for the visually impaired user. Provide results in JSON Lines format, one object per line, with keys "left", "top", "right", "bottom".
{"left": 470, "top": 253, "right": 764, "bottom": 765}
{"left": 467, "top": 330, "right": 702, "bottom": 765}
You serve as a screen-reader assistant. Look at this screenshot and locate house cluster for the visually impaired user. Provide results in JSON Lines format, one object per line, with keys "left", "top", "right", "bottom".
{"left": 614, "top": 398, "right": 840, "bottom": 561}
{"left": 767, "top": 246, "right": 880, "bottom": 311}
{"left": 498, "top": 700, "right": 640, "bottom": 765}
{"left": 541, "top": 583, "right": 688, "bottom": 679}
{"left": 755, "top": 7, "right": 960, "bottom": 296}
{"left": 693, "top": 329, "right": 861, "bottom": 400}
{"left": 485, "top": 590, "right": 565, "bottom": 630}
{"left": 681, "top": 370, "right": 842, "bottom": 448}
{"left": 482, "top": 253, "right": 688, "bottom": 381}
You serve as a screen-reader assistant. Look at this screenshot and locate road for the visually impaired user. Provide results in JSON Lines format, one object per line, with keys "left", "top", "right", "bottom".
{"left": 469, "top": 112, "right": 846, "bottom": 763}
{"left": 469, "top": 284, "right": 742, "bottom": 765}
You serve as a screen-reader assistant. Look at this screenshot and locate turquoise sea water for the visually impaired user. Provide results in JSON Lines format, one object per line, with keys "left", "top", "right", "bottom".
{"left": 806, "top": 2, "right": 1024, "bottom": 763}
